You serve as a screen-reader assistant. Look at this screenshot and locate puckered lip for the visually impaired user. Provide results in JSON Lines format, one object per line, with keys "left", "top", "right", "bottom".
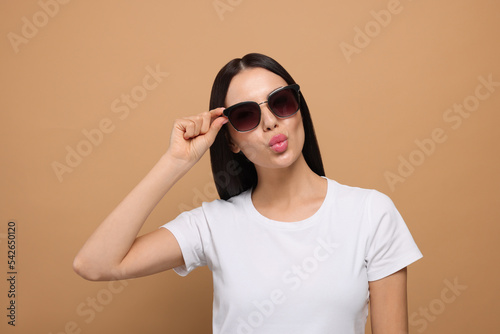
{"left": 269, "top": 133, "right": 288, "bottom": 147}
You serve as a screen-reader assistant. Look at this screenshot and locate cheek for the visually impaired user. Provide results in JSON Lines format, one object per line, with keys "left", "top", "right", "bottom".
{"left": 228, "top": 130, "right": 261, "bottom": 159}
{"left": 292, "top": 114, "right": 306, "bottom": 147}
{"left": 228, "top": 113, "right": 305, "bottom": 160}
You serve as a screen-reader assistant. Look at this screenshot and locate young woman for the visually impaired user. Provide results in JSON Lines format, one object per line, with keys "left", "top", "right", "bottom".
{"left": 73, "top": 53, "right": 422, "bottom": 333}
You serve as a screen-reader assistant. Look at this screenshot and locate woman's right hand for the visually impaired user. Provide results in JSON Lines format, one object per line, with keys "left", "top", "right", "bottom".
{"left": 73, "top": 107, "right": 228, "bottom": 282}
{"left": 166, "top": 107, "right": 228, "bottom": 166}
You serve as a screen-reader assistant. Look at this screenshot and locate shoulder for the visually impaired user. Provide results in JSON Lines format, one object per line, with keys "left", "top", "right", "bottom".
{"left": 327, "top": 178, "right": 376, "bottom": 206}
{"left": 198, "top": 188, "right": 250, "bottom": 218}
{"left": 202, "top": 188, "right": 249, "bottom": 208}
{"left": 325, "top": 178, "right": 399, "bottom": 215}
{"left": 165, "top": 190, "right": 250, "bottom": 234}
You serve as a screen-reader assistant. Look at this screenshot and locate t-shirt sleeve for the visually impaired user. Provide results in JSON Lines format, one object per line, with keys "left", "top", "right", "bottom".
{"left": 159, "top": 206, "right": 208, "bottom": 277}
{"left": 365, "top": 190, "right": 423, "bottom": 281}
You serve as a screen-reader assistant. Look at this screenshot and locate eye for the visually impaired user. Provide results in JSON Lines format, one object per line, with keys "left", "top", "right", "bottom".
{"left": 272, "top": 94, "right": 289, "bottom": 108}
{"left": 233, "top": 108, "right": 255, "bottom": 121}
{"left": 270, "top": 89, "right": 297, "bottom": 116}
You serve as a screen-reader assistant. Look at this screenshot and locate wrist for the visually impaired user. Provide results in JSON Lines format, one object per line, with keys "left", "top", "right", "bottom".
{"left": 160, "top": 151, "right": 196, "bottom": 174}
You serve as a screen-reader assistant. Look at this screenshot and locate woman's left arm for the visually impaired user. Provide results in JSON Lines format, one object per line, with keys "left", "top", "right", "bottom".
{"left": 369, "top": 267, "right": 409, "bottom": 334}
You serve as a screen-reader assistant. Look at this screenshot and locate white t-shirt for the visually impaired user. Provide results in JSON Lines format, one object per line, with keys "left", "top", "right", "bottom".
{"left": 160, "top": 178, "right": 423, "bottom": 334}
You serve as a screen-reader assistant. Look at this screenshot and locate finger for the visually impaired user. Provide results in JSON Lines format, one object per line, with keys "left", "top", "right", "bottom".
{"left": 183, "top": 120, "right": 196, "bottom": 140}
{"left": 209, "top": 108, "right": 227, "bottom": 131}
{"left": 199, "top": 111, "right": 211, "bottom": 135}
{"left": 204, "top": 115, "right": 228, "bottom": 144}
{"left": 179, "top": 108, "right": 225, "bottom": 140}
{"left": 174, "top": 118, "right": 192, "bottom": 137}
{"left": 192, "top": 115, "right": 203, "bottom": 137}
{"left": 183, "top": 114, "right": 204, "bottom": 139}
{"left": 198, "top": 108, "right": 224, "bottom": 135}
{"left": 209, "top": 107, "right": 225, "bottom": 122}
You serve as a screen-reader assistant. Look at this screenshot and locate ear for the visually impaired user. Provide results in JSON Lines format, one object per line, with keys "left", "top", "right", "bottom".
{"left": 228, "top": 138, "right": 241, "bottom": 154}
{"left": 225, "top": 131, "right": 241, "bottom": 154}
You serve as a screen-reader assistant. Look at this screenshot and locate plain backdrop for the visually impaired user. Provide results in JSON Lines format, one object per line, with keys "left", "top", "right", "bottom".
{"left": 1, "top": 0, "right": 499, "bottom": 333}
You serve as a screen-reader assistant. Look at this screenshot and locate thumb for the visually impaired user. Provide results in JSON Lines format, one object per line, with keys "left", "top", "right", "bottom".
{"left": 204, "top": 116, "right": 228, "bottom": 145}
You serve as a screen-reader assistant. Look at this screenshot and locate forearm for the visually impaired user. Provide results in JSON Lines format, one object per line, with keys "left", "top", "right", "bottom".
{"left": 369, "top": 268, "right": 409, "bottom": 334}
{"left": 73, "top": 152, "right": 191, "bottom": 279}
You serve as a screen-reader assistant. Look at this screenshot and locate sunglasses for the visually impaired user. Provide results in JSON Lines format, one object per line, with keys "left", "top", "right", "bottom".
{"left": 223, "top": 84, "right": 301, "bottom": 132}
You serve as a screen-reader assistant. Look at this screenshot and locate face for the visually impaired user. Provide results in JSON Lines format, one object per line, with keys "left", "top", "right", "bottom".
{"left": 224, "top": 67, "right": 305, "bottom": 171}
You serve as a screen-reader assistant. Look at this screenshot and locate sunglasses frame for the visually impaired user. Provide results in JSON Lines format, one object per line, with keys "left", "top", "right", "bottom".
{"left": 223, "top": 84, "right": 301, "bottom": 132}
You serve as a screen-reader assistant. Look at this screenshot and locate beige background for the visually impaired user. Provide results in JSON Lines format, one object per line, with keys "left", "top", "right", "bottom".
{"left": 1, "top": 0, "right": 499, "bottom": 333}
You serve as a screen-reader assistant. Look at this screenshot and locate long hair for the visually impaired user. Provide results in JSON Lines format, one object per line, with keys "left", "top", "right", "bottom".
{"left": 209, "top": 53, "right": 324, "bottom": 200}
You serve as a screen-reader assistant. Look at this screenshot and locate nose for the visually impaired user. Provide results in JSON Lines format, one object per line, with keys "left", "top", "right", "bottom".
{"left": 259, "top": 102, "right": 279, "bottom": 131}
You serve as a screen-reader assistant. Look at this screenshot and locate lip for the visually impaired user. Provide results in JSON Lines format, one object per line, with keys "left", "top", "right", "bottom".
{"left": 269, "top": 134, "right": 288, "bottom": 153}
{"left": 269, "top": 134, "right": 287, "bottom": 146}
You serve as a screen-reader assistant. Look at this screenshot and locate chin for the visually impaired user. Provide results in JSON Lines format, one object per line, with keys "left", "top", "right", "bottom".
{"left": 261, "top": 149, "right": 303, "bottom": 170}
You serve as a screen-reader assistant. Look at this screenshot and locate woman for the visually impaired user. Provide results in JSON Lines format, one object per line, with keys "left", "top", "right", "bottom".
{"left": 73, "top": 53, "right": 422, "bottom": 333}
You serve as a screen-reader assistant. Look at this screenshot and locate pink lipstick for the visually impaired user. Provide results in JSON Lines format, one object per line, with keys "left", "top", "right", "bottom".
{"left": 269, "top": 134, "right": 288, "bottom": 153}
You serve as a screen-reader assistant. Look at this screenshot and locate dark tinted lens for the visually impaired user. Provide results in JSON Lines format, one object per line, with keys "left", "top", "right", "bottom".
{"left": 268, "top": 88, "right": 299, "bottom": 117}
{"left": 229, "top": 102, "right": 260, "bottom": 132}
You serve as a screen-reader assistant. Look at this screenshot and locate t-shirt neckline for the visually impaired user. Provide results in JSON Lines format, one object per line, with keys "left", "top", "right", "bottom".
{"left": 243, "top": 177, "right": 333, "bottom": 230}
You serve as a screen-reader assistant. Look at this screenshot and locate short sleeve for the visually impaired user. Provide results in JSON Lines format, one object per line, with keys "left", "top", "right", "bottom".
{"left": 365, "top": 190, "right": 423, "bottom": 281}
{"left": 159, "top": 206, "right": 208, "bottom": 276}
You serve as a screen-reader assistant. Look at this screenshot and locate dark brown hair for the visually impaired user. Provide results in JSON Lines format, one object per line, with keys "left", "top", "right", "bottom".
{"left": 209, "top": 53, "right": 324, "bottom": 200}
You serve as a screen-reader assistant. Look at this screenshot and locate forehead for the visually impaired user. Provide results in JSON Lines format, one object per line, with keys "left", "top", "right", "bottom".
{"left": 225, "top": 67, "right": 288, "bottom": 106}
